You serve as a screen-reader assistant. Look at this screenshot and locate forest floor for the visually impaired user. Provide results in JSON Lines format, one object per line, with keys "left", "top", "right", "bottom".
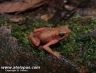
{"left": 0, "top": 7, "right": 96, "bottom": 73}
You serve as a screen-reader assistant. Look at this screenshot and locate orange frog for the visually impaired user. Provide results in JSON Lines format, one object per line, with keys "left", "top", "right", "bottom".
{"left": 28, "top": 26, "right": 71, "bottom": 59}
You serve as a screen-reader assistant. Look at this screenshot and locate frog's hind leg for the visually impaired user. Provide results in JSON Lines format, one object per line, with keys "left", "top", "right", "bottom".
{"left": 28, "top": 33, "right": 40, "bottom": 47}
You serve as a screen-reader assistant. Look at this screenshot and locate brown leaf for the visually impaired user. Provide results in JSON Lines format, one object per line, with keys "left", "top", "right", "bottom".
{"left": 7, "top": 15, "right": 24, "bottom": 22}
{"left": 40, "top": 14, "right": 53, "bottom": 21}
{"left": 0, "top": 0, "right": 47, "bottom": 13}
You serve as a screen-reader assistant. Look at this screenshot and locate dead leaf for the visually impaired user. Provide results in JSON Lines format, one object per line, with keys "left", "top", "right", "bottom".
{"left": 40, "top": 14, "right": 53, "bottom": 21}
{"left": 0, "top": 0, "right": 47, "bottom": 13}
{"left": 7, "top": 15, "right": 24, "bottom": 22}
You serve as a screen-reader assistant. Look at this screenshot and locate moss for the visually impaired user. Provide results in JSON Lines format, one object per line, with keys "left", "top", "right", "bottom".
{"left": 0, "top": 15, "right": 96, "bottom": 72}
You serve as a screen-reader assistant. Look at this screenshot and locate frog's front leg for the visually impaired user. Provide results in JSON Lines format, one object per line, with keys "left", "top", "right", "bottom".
{"left": 42, "top": 39, "right": 61, "bottom": 59}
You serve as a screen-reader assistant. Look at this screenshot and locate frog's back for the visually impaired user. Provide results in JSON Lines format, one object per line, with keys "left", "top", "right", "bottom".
{"left": 39, "top": 28, "right": 59, "bottom": 43}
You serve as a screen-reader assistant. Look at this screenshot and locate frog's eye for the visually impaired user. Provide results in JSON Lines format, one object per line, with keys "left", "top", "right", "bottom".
{"left": 59, "top": 32, "right": 65, "bottom": 37}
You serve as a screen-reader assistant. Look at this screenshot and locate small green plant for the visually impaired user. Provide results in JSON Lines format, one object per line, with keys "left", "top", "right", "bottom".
{"left": 0, "top": 15, "right": 96, "bottom": 73}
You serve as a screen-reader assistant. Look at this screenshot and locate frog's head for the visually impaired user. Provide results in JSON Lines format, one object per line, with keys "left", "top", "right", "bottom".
{"left": 58, "top": 26, "right": 71, "bottom": 37}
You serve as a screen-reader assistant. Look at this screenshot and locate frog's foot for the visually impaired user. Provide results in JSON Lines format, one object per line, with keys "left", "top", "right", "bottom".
{"left": 53, "top": 51, "right": 61, "bottom": 59}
